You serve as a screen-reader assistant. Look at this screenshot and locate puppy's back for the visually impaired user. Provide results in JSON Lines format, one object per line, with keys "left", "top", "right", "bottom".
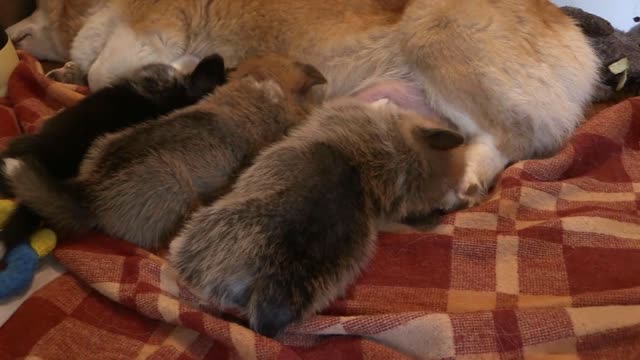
{"left": 172, "top": 140, "right": 374, "bottom": 336}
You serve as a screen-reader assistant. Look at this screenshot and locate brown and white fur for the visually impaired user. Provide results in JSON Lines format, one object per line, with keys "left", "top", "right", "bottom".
{"left": 7, "top": 54, "right": 326, "bottom": 249}
{"left": 5, "top": 0, "right": 103, "bottom": 62}
{"left": 170, "top": 98, "right": 466, "bottom": 337}
{"left": 7, "top": 0, "right": 599, "bottom": 206}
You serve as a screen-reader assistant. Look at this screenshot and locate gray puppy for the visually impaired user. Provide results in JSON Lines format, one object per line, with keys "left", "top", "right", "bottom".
{"left": 170, "top": 98, "right": 468, "bottom": 337}
{"left": 8, "top": 54, "right": 326, "bottom": 249}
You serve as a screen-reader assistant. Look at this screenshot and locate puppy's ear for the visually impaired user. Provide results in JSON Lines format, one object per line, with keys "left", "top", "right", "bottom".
{"left": 412, "top": 127, "right": 465, "bottom": 151}
{"left": 187, "top": 54, "right": 227, "bottom": 98}
{"left": 294, "top": 61, "right": 327, "bottom": 93}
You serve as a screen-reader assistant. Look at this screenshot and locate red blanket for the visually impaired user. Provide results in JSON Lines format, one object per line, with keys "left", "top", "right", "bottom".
{"left": 1, "top": 52, "right": 639, "bottom": 359}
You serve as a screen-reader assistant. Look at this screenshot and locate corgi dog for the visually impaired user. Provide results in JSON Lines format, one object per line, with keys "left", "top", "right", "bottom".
{"left": 6, "top": 0, "right": 599, "bottom": 207}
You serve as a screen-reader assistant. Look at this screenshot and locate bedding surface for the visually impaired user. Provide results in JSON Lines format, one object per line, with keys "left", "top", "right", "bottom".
{"left": 0, "top": 52, "right": 83, "bottom": 327}
{"left": 0, "top": 52, "right": 639, "bottom": 359}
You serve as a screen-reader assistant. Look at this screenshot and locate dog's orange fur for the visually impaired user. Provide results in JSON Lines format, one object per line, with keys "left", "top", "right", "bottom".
{"left": 9, "top": 0, "right": 599, "bottom": 205}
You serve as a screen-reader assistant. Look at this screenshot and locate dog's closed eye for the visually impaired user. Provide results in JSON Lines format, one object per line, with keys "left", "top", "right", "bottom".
{"left": 12, "top": 33, "right": 32, "bottom": 45}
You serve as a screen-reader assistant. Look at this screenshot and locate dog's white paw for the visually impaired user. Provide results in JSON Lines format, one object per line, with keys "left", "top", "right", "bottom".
{"left": 438, "top": 171, "right": 484, "bottom": 213}
{"left": 450, "top": 135, "right": 507, "bottom": 210}
{"left": 456, "top": 169, "right": 486, "bottom": 208}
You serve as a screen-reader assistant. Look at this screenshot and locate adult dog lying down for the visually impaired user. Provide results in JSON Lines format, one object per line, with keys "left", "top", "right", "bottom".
{"left": 7, "top": 0, "right": 599, "bottom": 207}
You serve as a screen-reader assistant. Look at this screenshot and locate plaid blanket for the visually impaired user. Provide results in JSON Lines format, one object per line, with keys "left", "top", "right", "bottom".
{"left": 1, "top": 52, "right": 640, "bottom": 360}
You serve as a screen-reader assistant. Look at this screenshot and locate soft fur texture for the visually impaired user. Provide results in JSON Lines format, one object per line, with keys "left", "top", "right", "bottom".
{"left": 562, "top": 7, "right": 640, "bottom": 101}
{"left": 8, "top": 54, "right": 326, "bottom": 249}
{"left": 7, "top": 0, "right": 600, "bottom": 206}
{"left": 170, "top": 98, "right": 467, "bottom": 337}
{"left": 6, "top": 0, "right": 104, "bottom": 62}
{"left": 0, "top": 53, "right": 227, "bottom": 253}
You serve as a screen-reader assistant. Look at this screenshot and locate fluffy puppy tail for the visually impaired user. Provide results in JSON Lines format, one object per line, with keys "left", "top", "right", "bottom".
{"left": 6, "top": 157, "right": 96, "bottom": 234}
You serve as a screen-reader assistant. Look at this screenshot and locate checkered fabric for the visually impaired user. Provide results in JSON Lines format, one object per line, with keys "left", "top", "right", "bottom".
{"left": 1, "top": 52, "right": 640, "bottom": 359}
{"left": 0, "top": 51, "right": 87, "bottom": 140}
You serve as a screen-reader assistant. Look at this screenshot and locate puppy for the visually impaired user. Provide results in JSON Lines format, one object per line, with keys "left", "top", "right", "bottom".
{"left": 8, "top": 54, "right": 326, "bottom": 250}
{"left": 0, "top": 54, "right": 226, "bottom": 258}
{"left": 170, "top": 98, "right": 466, "bottom": 337}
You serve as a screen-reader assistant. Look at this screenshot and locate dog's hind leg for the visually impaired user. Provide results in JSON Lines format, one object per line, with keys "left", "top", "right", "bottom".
{"left": 68, "top": 5, "right": 118, "bottom": 77}
{"left": 399, "top": 0, "right": 598, "bottom": 207}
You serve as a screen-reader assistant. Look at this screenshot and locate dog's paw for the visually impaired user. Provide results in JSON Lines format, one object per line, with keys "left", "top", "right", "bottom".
{"left": 46, "top": 62, "right": 87, "bottom": 85}
{"left": 439, "top": 170, "right": 486, "bottom": 212}
{"left": 456, "top": 169, "right": 487, "bottom": 208}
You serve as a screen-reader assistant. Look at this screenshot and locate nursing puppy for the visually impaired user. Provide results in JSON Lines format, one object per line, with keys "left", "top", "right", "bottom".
{"left": 0, "top": 54, "right": 226, "bottom": 257}
{"left": 7, "top": 0, "right": 599, "bottom": 209}
{"left": 8, "top": 54, "right": 325, "bottom": 249}
{"left": 170, "top": 98, "right": 466, "bottom": 337}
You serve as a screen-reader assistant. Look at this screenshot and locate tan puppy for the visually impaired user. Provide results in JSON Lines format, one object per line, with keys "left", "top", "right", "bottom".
{"left": 8, "top": 0, "right": 599, "bottom": 206}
